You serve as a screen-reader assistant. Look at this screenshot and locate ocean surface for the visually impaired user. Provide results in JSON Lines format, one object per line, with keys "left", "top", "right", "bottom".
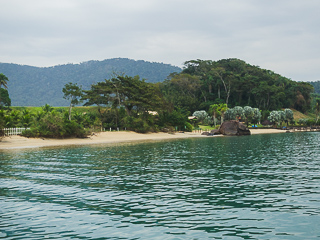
{"left": 1, "top": 132, "right": 320, "bottom": 239}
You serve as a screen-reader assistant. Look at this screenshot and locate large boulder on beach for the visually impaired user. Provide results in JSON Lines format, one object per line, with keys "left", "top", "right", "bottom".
{"left": 218, "top": 120, "right": 251, "bottom": 136}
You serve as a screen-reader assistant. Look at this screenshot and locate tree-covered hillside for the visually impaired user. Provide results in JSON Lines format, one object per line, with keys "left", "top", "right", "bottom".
{"left": 310, "top": 81, "right": 320, "bottom": 94}
{"left": 160, "top": 59, "right": 314, "bottom": 114}
{"left": 0, "top": 58, "right": 181, "bottom": 106}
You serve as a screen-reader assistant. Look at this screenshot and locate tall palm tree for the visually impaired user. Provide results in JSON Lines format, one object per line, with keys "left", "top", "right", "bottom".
{"left": 0, "top": 73, "right": 9, "bottom": 89}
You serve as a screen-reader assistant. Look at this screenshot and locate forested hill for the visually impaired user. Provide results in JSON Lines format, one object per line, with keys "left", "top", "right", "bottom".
{"left": 0, "top": 58, "right": 182, "bottom": 106}
{"left": 160, "top": 59, "right": 315, "bottom": 114}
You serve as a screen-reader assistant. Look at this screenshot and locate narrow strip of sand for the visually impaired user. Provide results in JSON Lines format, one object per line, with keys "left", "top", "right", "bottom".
{"left": 0, "top": 129, "right": 285, "bottom": 150}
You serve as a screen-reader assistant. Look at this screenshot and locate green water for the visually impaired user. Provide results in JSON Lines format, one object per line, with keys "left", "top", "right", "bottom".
{"left": 1, "top": 132, "right": 320, "bottom": 239}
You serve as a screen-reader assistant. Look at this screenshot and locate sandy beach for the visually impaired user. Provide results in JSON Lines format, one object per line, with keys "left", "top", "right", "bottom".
{"left": 0, "top": 129, "right": 287, "bottom": 150}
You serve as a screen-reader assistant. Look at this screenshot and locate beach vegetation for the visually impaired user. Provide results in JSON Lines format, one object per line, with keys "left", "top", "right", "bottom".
{"left": 208, "top": 103, "right": 227, "bottom": 127}
{"left": 192, "top": 110, "right": 208, "bottom": 124}
{"left": 2, "top": 59, "right": 320, "bottom": 137}
{"left": 21, "top": 109, "right": 88, "bottom": 138}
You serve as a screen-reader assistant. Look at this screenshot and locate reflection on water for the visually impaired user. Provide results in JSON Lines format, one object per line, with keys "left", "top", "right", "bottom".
{"left": 1, "top": 132, "right": 320, "bottom": 239}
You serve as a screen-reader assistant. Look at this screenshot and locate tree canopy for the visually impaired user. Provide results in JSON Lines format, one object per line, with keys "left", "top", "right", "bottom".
{"left": 0, "top": 73, "right": 11, "bottom": 108}
{"left": 83, "top": 75, "right": 165, "bottom": 115}
{"left": 310, "top": 81, "right": 320, "bottom": 94}
{"left": 160, "top": 59, "right": 314, "bottom": 114}
{"left": 81, "top": 74, "right": 167, "bottom": 132}
{"left": 62, "top": 82, "right": 83, "bottom": 120}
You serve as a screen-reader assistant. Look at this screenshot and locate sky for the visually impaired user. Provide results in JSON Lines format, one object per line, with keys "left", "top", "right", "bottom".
{"left": 1, "top": 0, "right": 319, "bottom": 82}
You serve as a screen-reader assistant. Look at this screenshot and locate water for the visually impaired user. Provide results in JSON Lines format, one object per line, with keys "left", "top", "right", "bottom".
{"left": 1, "top": 132, "right": 320, "bottom": 239}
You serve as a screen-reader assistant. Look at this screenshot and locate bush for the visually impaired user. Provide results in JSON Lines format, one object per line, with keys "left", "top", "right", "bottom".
{"left": 21, "top": 112, "right": 89, "bottom": 138}
{"left": 306, "top": 119, "right": 315, "bottom": 126}
{"left": 21, "top": 128, "right": 39, "bottom": 138}
{"left": 158, "top": 110, "right": 188, "bottom": 130}
{"left": 185, "top": 122, "right": 193, "bottom": 132}
{"left": 64, "top": 121, "right": 88, "bottom": 138}
{"left": 123, "top": 116, "right": 155, "bottom": 133}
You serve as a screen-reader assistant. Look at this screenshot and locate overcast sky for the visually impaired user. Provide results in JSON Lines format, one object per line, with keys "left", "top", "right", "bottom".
{"left": 1, "top": 0, "right": 319, "bottom": 81}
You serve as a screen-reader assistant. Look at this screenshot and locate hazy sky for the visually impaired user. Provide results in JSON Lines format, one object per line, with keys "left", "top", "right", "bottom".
{"left": 1, "top": 0, "right": 319, "bottom": 81}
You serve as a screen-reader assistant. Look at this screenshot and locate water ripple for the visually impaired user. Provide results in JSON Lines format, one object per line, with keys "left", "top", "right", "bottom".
{"left": 1, "top": 132, "right": 320, "bottom": 239}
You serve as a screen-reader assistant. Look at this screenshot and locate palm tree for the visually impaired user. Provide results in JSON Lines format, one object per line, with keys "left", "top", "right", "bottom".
{"left": 0, "top": 73, "right": 9, "bottom": 89}
{"left": 0, "top": 73, "right": 10, "bottom": 108}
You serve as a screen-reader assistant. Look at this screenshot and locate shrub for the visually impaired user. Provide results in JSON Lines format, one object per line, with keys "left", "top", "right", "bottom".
{"left": 64, "top": 121, "right": 88, "bottom": 138}
{"left": 21, "top": 128, "right": 39, "bottom": 138}
{"left": 306, "top": 119, "right": 315, "bottom": 126}
{"left": 123, "top": 116, "right": 154, "bottom": 133}
{"left": 158, "top": 110, "right": 188, "bottom": 130}
{"left": 21, "top": 112, "right": 89, "bottom": 138}
{"left": 185, "top": 122, "right": 193, "bottom": 132}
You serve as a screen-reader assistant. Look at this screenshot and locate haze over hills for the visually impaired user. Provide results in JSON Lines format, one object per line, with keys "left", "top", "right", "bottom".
{"left": 0, "top": 58, "right": 182, "bottom": 106}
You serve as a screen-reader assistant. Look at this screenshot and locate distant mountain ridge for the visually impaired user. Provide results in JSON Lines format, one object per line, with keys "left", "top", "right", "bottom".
{"left": 0, "top": 58, "right": 182, "bottom": 106}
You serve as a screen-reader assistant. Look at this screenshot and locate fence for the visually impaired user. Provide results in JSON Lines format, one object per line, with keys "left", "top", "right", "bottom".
{"left": 2, "top": 128, "right": 30, "bottom": 136}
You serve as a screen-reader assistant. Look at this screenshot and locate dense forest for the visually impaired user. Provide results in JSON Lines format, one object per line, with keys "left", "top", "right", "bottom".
{"left": 1, "top": 58, "right": 319, "bottom": 138}
{"left": 160, "top": 59, "right": 314, "bottom": 114}
{"left": 310, "top": 81, "right": 320, "bottom": 94}
{"left": 0, "top": 58, "right": 181, "bottom": 106}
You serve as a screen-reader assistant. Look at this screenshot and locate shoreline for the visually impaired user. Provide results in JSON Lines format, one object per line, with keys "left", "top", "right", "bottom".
{"left": 0, "top": 129, "right": 287, "bottom": 150}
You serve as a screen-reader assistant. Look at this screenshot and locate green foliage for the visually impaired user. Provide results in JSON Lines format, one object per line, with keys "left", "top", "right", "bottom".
{"left": 224, "top": 108, "right": 236, "bottom": 121}
{"left": 63, "top": 120, "right": 88, "bottom": 138}
{"left": 0, "top": 73, "right": 11, "bottom": 108}
{"left": 209, "top": 103, "right": 227, "bottom": 126}
{"left": 0, "top": 110, "right": 5, "bottom": 137}
{"left": 162, "top": 58, "right": 314, "bottom": 114}
{"left": 63, "top": 82, "right": 83, "bottom": 105}
{"left": 18, "top": 105, "right": 90, "bottom": 138}
{"left": 233, "top": 106, "right": 245, "bottom": 120}
{"left": 0, "top": 88, "right": 11, "bottom": 107}
{"left": 160, "top": 73, "right": 201, "bottom": 113}
{"left": 0, "top": 73, "right": 9, "bottom": 89}
{"left": 224, "top": 106, "right": 262, "bottom": 127}
{"left": 20, "top": 109, "right": 32, "bottom": 129}
{"left": 192, "top": 110, "right": 208, "bottom": 123}
{"left": 185, "top": 122, "right": 193, "bottom": 132}
{"left": 83, "top": 74, "right": 165, "bottom": 116}
{"left": 122, "top": 115, "right": 155, "bottom": 133}
{"left": 42, "top": 104, "right": 53, "bottom": 113}
{"left": 310, "top": 81, "right": 320, "bottom": 94}
{"left": 157, "top": 109, "right": 188, "bottom": 131}
{"left": 268, "top": 111, "right": 282, "bottom": 126}
{"left": 2, "top": 58, "right": 319, "bottom": 135}
{"left": 63, "top": 82, "right": 83, "bottom": 120}
{"left": 252, "top": 108, "right": 262, "bottom": 125}
{"left": 267, "top": 109, "right": 293, "bottom": 127}
{"left": 82, "top": 74, "right": 166, "bottom": 133}
{"left": 243, "top": 106, "right": 254, "bottom": 126}
{"left": 284, "top": 109, "right": 294, "bottom": 126}
{"left": 298, "top": 118, "right": 316, "bottom": 126}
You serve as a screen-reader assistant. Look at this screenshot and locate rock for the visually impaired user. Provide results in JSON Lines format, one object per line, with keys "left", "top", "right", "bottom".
{"left": 210, "top": 129, "right": 221, "bottom": 135}
{"left": 202, "top": 129, "right": 222, "bottom": 136}
{"left": 218, "top": 120, "right": 251, "bottom": 136}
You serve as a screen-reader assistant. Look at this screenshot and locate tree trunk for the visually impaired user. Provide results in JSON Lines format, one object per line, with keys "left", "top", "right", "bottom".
{"left": 69, "top": 103, "right": 72, "bottom": 121}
